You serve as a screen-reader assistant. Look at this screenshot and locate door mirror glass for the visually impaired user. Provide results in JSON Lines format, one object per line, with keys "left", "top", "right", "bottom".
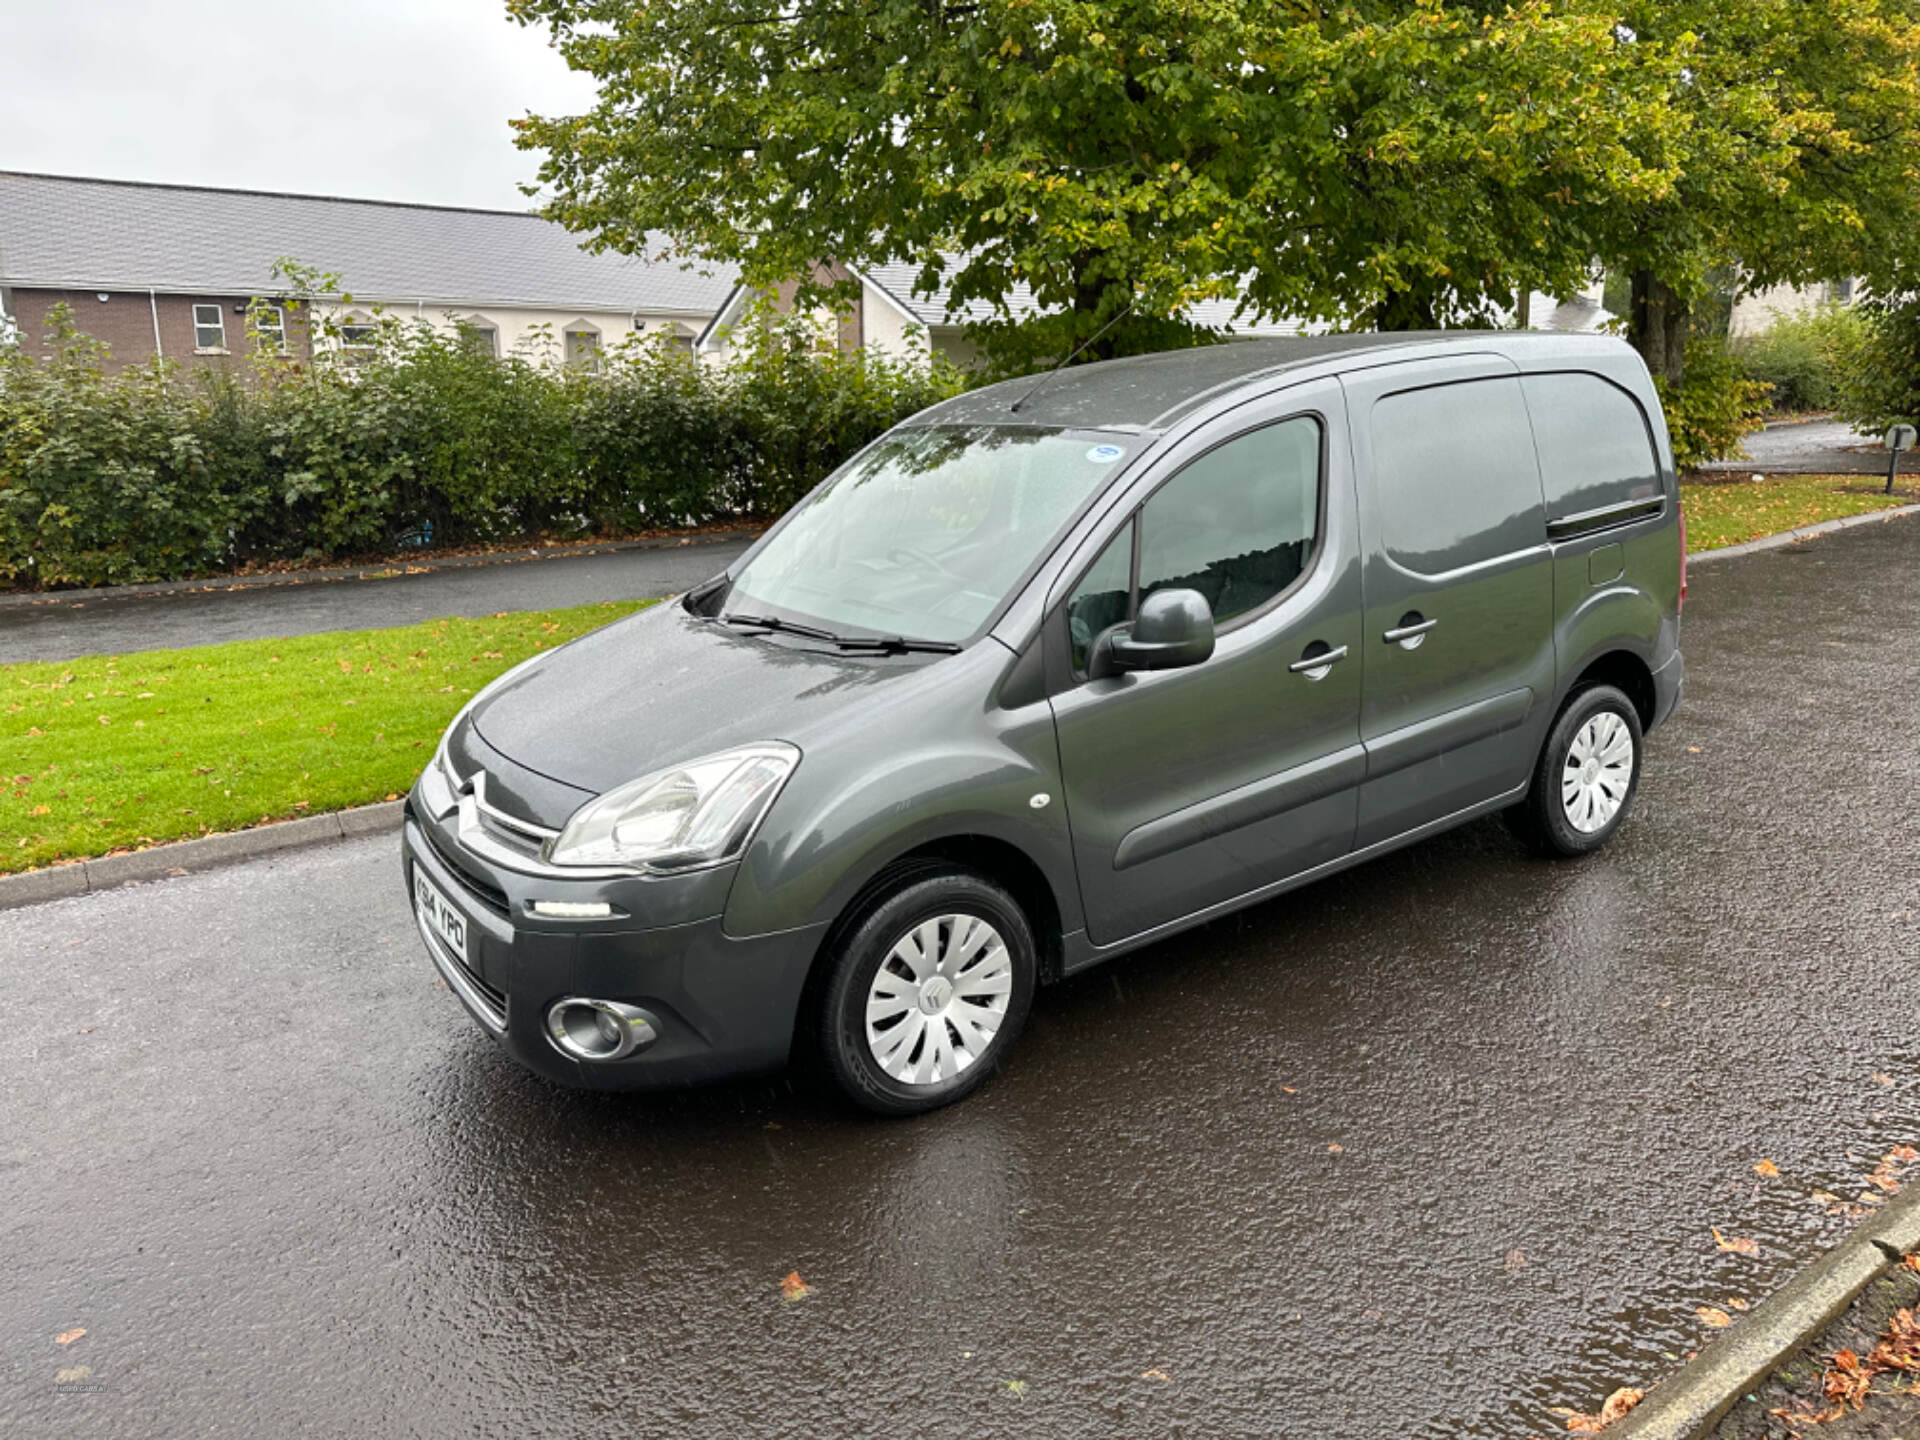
{"left": 1091, "top": 588, "right": 1216, "bottom": 678}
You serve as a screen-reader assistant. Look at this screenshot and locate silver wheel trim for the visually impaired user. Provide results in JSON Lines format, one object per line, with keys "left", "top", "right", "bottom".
{"left": 1561, "top": 709, "right": 1634, "bottom": 834}
{"left": 865, "top": 913, "right": 1013, "bottom": 1087}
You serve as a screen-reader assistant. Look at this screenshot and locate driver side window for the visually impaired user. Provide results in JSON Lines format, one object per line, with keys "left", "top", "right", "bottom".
{"left": 1064, "top": 416, "right": 1323, "bottom": 677}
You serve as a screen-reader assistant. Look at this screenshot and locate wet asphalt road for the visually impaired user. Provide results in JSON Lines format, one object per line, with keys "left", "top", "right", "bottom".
{"left": 1701, "top": 417, "right": 1888, "bottom": 475}
{"left": 0, "top": 536, "right": 753, "bottom": 665}
{"left": 6, "top": 515, "right": 1919, "bottom": 1438}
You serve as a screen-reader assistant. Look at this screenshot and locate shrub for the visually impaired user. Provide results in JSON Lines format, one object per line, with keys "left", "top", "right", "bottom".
{"left": 1729, "top": 304, "right": 1867, "bottom": 414}
{"left": 1655, "top": 339, "right": 1773, "bottom": 472}
{"left": 0, "top": 304, "right": 962, "bottom": 589}
{"left": 1829, "top": 293, "right": 1920, "bottom": 437}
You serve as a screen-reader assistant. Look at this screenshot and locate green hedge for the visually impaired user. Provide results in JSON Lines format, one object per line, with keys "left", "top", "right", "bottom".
{"left": 1729, "top": 304, "right": 1867, "bottom": 414}
{"left": 0, "top": 306, "right": 963, "bottom": 589}
{"left": 1656, "top": 338, "right": 1773, "bottom": 472}
{"left": 1829, "top": 293, "right": 1920, "bottom": 437}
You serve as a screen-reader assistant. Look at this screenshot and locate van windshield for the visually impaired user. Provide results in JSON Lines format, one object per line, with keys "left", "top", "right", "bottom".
{"left": 722, "top": 426, "right": 1134, "bottom": 644}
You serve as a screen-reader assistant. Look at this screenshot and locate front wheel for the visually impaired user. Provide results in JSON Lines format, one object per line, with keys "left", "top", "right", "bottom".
{"left": 1508, "top": 684, "right": 1644, "bottom": 858}
{"left": 816, "top": 867, "right": 1036, "bottom": 1115}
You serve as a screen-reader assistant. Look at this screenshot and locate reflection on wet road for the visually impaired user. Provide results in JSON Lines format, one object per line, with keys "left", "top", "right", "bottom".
{"left": 5, "top": 516, "right": 1917, "bottom": 1437}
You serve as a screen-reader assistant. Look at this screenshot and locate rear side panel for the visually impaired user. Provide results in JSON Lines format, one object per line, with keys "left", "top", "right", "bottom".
{"left": 1514, "top": 355, "right": 1683, "bottom": 724}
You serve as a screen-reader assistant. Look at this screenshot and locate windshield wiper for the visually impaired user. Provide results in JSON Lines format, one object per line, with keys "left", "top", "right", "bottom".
{"left": 716, "top": 612, "right": 846, "bottom": 643}
{"left": 830, "top": 635, "right": 963, "bottom": 655}
{"left": 719, "top": 611, "right": 959, "bottom": 654}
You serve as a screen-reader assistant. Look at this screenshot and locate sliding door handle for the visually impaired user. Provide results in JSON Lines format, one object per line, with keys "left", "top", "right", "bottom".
{"left": 1289, "top": 643, "right": 1348, "bottom": 679}
{"left": 1383, "top": 614, "right": 1436, "bottom": 649}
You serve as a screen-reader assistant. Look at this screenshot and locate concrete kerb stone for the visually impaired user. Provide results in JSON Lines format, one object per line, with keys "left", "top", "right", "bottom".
{"left": 0, "top": 799, "right": 408, "bottom": 912}
{"left": 1612, "top": 1182, "right": 1920, "bottom": 1440}
{"left": 1687, "top": 503, "right": 1920, "bottom": 566}
{"left": 0, "top": 528, "right": 761, "bottom": 612}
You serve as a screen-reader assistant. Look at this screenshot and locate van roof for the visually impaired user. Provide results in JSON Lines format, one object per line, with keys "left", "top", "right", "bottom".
{"left": 914, "top": 330, "right": 1632, "bottom": 433}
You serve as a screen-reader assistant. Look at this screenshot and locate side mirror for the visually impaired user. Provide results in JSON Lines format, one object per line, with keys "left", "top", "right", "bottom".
{"left": 1090, "top": 588, "right": 1216, "bottom": 679}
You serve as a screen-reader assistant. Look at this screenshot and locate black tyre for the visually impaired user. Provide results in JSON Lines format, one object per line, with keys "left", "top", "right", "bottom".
{"left": 1508, "top": 684, "right": 1645, "bottom": 858}
{"left": 816, "top": 867, "right": 1037, "bottom": 1116}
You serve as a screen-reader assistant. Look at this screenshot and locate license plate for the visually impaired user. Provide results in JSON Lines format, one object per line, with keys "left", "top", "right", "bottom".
{"left": 415, "top": 871, "right": 469, "bottom": 965}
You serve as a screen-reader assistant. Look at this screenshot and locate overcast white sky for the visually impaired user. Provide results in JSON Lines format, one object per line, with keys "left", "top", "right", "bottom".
{"left": 1, "top": 0, "right": 599, "bottom": 210}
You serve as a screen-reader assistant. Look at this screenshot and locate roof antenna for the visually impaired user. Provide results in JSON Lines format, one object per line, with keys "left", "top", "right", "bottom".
{"left": 1009, "top": 292, "right": 1138, "bottom": 413}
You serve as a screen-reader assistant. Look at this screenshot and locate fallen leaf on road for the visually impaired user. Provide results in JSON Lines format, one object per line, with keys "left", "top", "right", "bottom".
{"left": 1555, "top": 1385, "right": 1644, "bottom": 1432}
{"left": 779, "top": 1270, "right": 810, "bottom": 1302}
{"left": 1874, "top": 1074, "right": 1896, "bottom": 1087}
{"left": 1281, "top": 1086, "right": 1297, "bottom": 1094}
{"left": 1006, "top": 1379, "right": 1027, "bottom": 1396}
{"left": 54, "top": 1328, "right": 84, "bottom": 1346}
{"left": 1505, "top": 1249, "right": 1529, "bottom": 1272}
{"left": 1753, "top": 1159, "right": 1780, "bottom": 1177}
{"left": 1327, "top": 1142, "right": 1343, "bottom": 1153}
{"left": 1698, "top": 1306, "right": 1733, "bottom": 1328}
{"left": 1141, "top": 1368, "right": 1171, "bottom": 1382}
{"left": 54, "top": 1365, "right": 92, "bottom": 1384}
{"left": 1713, "top": 1228, "right": 1760, "bottom": 1256}
{"left": 1725, "top": 1297, "right": 1750, "bottom": 1311}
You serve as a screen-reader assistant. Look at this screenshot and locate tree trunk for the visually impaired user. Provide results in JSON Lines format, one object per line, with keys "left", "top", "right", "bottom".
{"left": 1628, "top": 270, "right": 1690, "bottom": 388}
{"left": 1515, "top": 287, "right": 1532, "bottom": 331}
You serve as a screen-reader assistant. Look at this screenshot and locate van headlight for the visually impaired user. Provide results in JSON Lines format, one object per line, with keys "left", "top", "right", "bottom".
{"left": 545, "top": 743, "right": 800, "bottom": 872}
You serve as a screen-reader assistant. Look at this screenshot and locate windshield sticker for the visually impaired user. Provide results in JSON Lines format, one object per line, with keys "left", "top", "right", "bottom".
{"left": 1085, "top": 444, "right": 1125, "bottom": 463}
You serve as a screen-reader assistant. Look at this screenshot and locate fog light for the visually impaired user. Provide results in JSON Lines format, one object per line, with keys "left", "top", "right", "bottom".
{"left": 532, "top": 900, "right": 613, "bottom": 919}
{"left": 544, "top": 997, "right": 659, "bottom": 1061}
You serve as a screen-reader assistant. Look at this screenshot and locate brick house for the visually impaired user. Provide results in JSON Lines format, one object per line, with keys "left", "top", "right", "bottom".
{"left": 0, "top": 171, "right": 739, "bottom": 374}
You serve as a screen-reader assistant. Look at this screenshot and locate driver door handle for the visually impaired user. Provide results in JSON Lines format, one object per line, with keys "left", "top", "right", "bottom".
{"left": 1288, "top": 644, "right": 1348, "bottom": 675}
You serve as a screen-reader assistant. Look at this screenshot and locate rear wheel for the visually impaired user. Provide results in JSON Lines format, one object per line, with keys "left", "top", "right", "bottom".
{"left": 816, "top": 867, "right": 1036, "bottom": 1116}
{"left": 1508, "top": 684, "right": 1644, "bottom": 857}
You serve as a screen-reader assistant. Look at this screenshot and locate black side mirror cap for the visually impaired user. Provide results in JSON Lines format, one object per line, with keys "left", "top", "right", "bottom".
{"left": 1089, "top": 587, "right": 1216, "bottom": 678}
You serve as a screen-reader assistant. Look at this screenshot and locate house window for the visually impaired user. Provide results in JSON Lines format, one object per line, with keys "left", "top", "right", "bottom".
{"left": 254, "top": 304, "right": 287, "bottom": 353}
{"left": 338, "top": 316, "right": 378, "bottom": 356}
{"left": 461, "top": 322, "right": 499, "bottom": 358}
{"left": 193, "top": 303, "right": 227, "bottom": 352}
{"left": 565, "top": 324, "right": 602, "bottom": 372}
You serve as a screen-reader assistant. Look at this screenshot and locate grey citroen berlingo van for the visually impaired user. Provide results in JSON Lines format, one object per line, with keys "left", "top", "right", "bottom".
{"left": 405, "top": 332, "right": 1684, "bottom": 1114}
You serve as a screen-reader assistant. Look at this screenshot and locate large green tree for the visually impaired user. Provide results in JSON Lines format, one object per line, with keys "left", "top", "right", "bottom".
{"left": 1601, "top": 0, "right": 1920, "bottom": 385}
{"left": 510, "top": 0, "right": 1688, "bottom": 364}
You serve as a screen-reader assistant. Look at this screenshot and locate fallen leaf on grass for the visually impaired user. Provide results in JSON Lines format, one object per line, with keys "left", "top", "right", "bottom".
{"left": 779, "top": 1270, "right": 810, "bottom": 1302}
{"left": 1554, "top": 1385, "right": 1644, "bottom": 1432}
{"left": 1712, "top": 1228, "right": 1760, "bottom": 1256}
{"left": 54, "top": 1328, "right": 84, "bottom": 1346}
{"left": 1754, "top": 1159, "right": 1780, "bottom": 1177}
{"left": 1698, "top": 1306, "right": 1733, "bottom": 1328}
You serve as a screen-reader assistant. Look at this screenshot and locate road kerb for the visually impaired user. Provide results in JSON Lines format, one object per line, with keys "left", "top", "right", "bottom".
{"left": 0, "top": 527, "right": 761, "bottom": 611}
{"left": 1688, "top": 502, "right": 1920, "bottom": 565}
{"left": 1611, "top": 1183, "right": 1920, "bottom": 1440}
{"left": 0, "top": 799, "right": 407, "bottom": 912}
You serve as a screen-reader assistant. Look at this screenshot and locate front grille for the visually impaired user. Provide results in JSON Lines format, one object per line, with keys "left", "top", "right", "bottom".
{"left": 420, "top": 816, "right": 511, "bottom": 916}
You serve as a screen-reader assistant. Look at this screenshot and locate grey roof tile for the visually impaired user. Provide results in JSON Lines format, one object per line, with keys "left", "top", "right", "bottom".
{"left": 0, "top": 172, "right": 739, "bottom": 315}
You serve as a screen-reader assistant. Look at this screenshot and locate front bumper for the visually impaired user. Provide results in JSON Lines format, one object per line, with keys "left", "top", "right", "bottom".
{"left": 401, "top": 805, "right": 826, "bottom": 1091}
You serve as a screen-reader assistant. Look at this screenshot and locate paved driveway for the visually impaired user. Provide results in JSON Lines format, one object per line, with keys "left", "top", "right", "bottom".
{"left": 0, "top": 536, "right": 754, "bottom": 664}
{"left": 4, "top": 515, "right": 1917, "bottom": 1438}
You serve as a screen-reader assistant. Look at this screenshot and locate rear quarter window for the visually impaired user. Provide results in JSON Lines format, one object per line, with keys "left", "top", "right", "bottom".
{"left": 1521, "top": 371, "right": 1662, "bottom": 519}
{"left": 1370, "top": 376, "right": 1545, "bottom": 574}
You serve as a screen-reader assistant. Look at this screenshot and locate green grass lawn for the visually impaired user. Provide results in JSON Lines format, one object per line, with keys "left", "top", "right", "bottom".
{"left": 1681, "top": 473, "right": 1916, "bottom": 552}
{"left": 1, "top": 601, "right": 646, "bottom": 874}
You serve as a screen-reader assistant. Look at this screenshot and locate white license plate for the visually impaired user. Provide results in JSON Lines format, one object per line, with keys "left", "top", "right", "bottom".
{"left": 415, "top": 872, "right": 469, "bottom": 965}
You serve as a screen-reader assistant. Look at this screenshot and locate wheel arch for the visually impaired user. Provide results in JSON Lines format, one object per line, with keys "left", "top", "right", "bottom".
{"left": 1563, "top": 647, "right": 1656, "bottom": 730}
{"left": 789, "top": 831, "right": 1070, "bottom": 1061}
